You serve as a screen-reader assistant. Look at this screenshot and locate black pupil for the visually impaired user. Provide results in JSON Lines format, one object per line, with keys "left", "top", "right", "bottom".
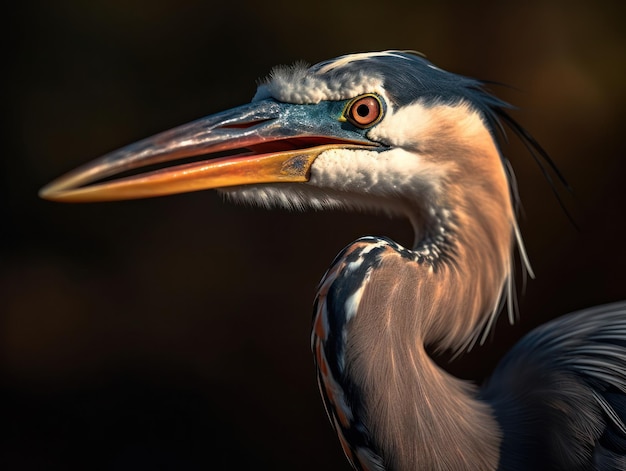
{"left": 356, "top": 103, "right": 370, "bottom": 117}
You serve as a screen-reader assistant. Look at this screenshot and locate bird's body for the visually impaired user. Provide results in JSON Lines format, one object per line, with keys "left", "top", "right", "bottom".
{"left": 41, "top": 51, "right": 626, "bottom": 470}
{"left": 314, "top": 234, "right": 626, "bottom": 469}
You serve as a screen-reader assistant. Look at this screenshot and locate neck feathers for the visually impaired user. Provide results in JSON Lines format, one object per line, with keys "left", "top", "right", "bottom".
{"left": 314, "top": 238, "right": 502, "bottom": 470}
{"left": 386, "top": 101, "right": 519, "bottom": 351}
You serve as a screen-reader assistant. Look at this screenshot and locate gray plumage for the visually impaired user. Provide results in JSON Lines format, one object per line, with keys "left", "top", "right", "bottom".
{"left": 483, "top": 302, "right": 626, "bottom": 470}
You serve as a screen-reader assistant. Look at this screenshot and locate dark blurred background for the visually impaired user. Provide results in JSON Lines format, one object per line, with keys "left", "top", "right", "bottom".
{"left": 3, "top": 0, "right": 626, "bottom": 469}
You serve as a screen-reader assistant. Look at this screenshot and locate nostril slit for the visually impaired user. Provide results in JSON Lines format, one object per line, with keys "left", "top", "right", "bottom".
{"left": 219, "top": 118, "right": 273, "bottom": 129}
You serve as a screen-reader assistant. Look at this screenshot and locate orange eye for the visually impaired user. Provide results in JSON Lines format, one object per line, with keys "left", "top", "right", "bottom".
{"left": 346, "top": 95, "right": 383, "bottom": 128}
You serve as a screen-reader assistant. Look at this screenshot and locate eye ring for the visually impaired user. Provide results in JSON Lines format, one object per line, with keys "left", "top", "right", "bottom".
{"left": 345, "top": 94, "right": 384, "bottom": 128}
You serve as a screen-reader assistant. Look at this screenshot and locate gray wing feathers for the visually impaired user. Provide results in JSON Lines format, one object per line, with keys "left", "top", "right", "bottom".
{"left": 482, "top": 301, "right": 626, "bottom": 470}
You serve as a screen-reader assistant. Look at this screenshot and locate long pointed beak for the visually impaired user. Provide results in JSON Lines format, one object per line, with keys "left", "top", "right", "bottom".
{"left": 40, "top": 99, "right": 376, "bottom": 203}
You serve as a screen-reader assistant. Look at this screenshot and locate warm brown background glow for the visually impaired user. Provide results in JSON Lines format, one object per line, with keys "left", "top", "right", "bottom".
{"left": 3, "top": 1, "right": 626, "bottom": 469}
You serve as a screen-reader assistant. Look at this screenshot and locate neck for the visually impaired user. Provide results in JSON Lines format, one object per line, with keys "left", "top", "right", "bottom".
{"left": 315, "top": 202, "right": 511, "bottom": 469}
{"left": 341, "top": 240, "right": 501, "bottom": 470}
{"left": 313, "top": 103, "right": 516, "bottom": 469}
{"left": 404, "top": 106, "right": 517, "bottom": 352}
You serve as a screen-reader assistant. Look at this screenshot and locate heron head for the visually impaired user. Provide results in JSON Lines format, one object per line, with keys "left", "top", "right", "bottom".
{"left": 40, "top": 51, "right": 517, "bottom": 244}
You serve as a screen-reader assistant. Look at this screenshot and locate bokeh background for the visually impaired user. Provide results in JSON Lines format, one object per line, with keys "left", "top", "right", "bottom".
{"left": 3, "top": 1, "right": 626, "bottom": 469}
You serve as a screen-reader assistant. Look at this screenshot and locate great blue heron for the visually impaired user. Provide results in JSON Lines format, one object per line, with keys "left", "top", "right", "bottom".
{"left": 40, "top": 51, "right": 626, "bottom": 470}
